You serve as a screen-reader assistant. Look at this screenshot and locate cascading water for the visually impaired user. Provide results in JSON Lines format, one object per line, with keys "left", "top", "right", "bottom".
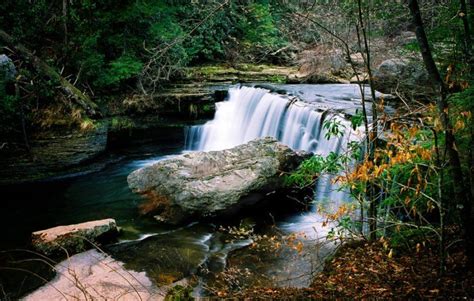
{"left": 185, "top": 85, "right": 363, "bottom": 238}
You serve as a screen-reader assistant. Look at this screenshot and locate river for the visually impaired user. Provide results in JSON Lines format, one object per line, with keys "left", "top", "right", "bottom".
{"left": 0, "top": 83, "right": 381, "bottom": 298}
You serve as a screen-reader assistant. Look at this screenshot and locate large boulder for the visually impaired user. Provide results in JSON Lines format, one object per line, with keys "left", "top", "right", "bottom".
{"left": 128, "top": 137, "right": 310, "bottom": 224}
{"left": 0, "top": 54, "right": 16, "bottom": 82}
{"left": 290, "top": 48, "right": 351, "bottom": 84}
{"left": 349, "top": 52, "right": 365, "bottom": 66}
{"left": 32, "top": 218, "right": 118, "bottom": 255}
{"left": 372, "top": 58, "right": 433, "bottom": 97}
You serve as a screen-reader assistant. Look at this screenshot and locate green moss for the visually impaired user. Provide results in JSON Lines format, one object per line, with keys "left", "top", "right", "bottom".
{"left": 235, "top": 63, "right": 265, "bottom": 72}
{"left": 187, "top": 65, "right": 236, "bottom": 77}
{"left": 267, "top": 74, "right": 286, "bottom": 83}
{"left": 109, "top": 117, "right": 136, "bottom": 131}
{"left": 202, "top": 104, "right": 215, "bottom": 114}
{"left": 403, "top": 41, "right": 420, "bottom": 52}
{"left": 79, "top": 117, "right": 99, "bottom": 132}
{"left": 184, "top": 64, "right": 293, "bottom": 83}
{"left": 165, "top": 285, "right": 193, "bottom": 301}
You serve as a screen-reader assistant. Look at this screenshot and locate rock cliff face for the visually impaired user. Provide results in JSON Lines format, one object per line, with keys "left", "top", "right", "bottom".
{"left": 128, "top": 137, "right": 310, "bottom": 224}
{"left": 0, "top": 124, "right": 108, "bottom": 185}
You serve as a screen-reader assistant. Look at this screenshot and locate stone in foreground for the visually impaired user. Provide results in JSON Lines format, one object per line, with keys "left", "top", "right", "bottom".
{"left": 24, "top": 249, "right": 181, "bottom": 301}
{"left": 32, "top": 218, "right": 118, "bottom": 255}
{"left": 128, "top": 137, "right": 309, "bottom": 224}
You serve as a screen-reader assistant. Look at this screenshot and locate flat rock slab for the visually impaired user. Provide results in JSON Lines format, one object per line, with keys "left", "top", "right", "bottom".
{"left": 32, "top": 218, "right": 118, "bottom": 255}
{"left": 128, "top": 137, "right": 309, "bottom": 224}
{"left": 24, "top": 249, "right": 183, "bottom": 301}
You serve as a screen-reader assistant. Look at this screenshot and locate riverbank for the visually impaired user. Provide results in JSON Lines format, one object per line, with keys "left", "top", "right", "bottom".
{"left": 1, "top": 31, "right": 414, "bottom": 185}
{"left": 224, "top": 229, "right": 474, "bottom": 299}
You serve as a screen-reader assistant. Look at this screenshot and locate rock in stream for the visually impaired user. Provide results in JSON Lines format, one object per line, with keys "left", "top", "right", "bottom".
{"left": 32, "top": 218, "right": 118, "bottom": 255}
{"left": 127, "top": 137, "right": 310, "bottom": 224}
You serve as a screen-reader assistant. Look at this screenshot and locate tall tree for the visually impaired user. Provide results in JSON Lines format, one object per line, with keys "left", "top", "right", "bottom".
{"left": 408, "top": 0, "right": 474, "bottom": 265}
{"left": 356, "top": 0, "right": 380, "bottom": 241}
{"left": 459, "top": 0, "right": 473, "bottom": 60}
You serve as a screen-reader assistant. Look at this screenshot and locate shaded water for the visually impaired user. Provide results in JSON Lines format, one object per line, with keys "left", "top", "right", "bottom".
{"left": 0, "top": 145, "right": 181, "bottom": 250}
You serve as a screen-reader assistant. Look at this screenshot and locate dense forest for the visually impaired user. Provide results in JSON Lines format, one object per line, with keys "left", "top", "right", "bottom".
{"left": 0, "top": 0, "right": 473, "bottom": 299}
{"left": 0, "top": 0, "right": 292, "bottom": 134}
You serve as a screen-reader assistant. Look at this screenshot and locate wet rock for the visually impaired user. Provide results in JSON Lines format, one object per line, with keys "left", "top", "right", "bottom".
{"left": 127, "top": 137, "right": 310, "bottom": 224}
{"left": 106, "top": 227, "right": 211, "bottom": 285}
{"left": 350, "top": 72, "right": 369, "bottom": 83}
{"left": 372, "top": 58, "right": 433, "bottom": 97}
{"left": 121, "top": 83, "right": 227, "bottom": 119}
{"left": 0, "top": 124, "right": 108, "bottom": 184}
{"left": 32, "top": 218, "right": 118, "bottom": 255}
{"left": 252, "top": 83, "right": 288, "bottom": 95}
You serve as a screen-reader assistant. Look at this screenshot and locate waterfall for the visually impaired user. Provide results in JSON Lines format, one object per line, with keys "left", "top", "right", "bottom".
{"left": 185, "top": 85, "right": 362, "bottom": 237}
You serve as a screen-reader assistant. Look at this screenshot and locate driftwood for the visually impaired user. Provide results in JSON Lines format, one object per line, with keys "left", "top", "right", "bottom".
{"left": 0, "top": 29, "right": 99, "bottom": 116}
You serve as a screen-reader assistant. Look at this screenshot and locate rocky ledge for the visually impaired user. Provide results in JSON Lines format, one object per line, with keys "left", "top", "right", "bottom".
{"left": 0, "top": 124, "right": 108, "bottom": 185}
{"left": 128, "top": 137, "right": 310, "bottom": 224}
{"left": 32, "top": 218, "right": 118, "bottom": 255}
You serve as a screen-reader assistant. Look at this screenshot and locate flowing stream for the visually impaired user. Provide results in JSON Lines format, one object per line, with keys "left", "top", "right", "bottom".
{"left": 185, "top": 85, "right": 364, "bottom": 238}
{"left": 182, "top": 84, "right": 369, "bottom": 289}
{"left": 0, "top": 83, "right": 375, "bottom": 297}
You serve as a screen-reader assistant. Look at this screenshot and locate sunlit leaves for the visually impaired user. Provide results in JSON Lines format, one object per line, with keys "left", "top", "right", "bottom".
{"left": 351, "top": 109, "right": 364, "bottom": 130}
{"left": 285, "top": 152, "right": 344, "bottom": 188}
{"left": 323, "top": 117, "right": 345, "bottom": 139}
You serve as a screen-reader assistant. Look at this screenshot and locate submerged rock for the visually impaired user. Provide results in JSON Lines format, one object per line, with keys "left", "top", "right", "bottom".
{"left": 127, "top": 137, "right": 310, "bottom": 224}
{"left": 32, "top": 218, "right": 118, "bottom": 255}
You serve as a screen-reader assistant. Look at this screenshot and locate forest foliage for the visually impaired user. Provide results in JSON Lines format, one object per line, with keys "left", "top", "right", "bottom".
{"left": 0, "top": 0, "right": 473, "bottom": 298}
{"left": 0, "top": 0, "right": 298, "bottom": 139}
{"left": 0, "top": 0, "right": 473, "bottom": 239}
{"left": 0, "top": 0, "right": 287, "bottom": 93}
{"left": 283, "top": 0, "right": 474, "bottom": 274}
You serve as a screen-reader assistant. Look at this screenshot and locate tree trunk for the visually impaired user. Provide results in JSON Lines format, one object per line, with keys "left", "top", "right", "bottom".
{"left": 459, "top": 0, "right": 473, "bottom": 60}
{"left": 16, "top": 82, "right": 30, "bottom": 152}
{"left": 0, "top": 29, "right": 99, "bottom": 117}
{"left": 408, "top": 0, "right": 474, "bottom": 265}
{"left": 63, "top": 0, "right": 68, "bottom": 46}
{"left": 357, "top": 0, "right": 379, "bottom": 241}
